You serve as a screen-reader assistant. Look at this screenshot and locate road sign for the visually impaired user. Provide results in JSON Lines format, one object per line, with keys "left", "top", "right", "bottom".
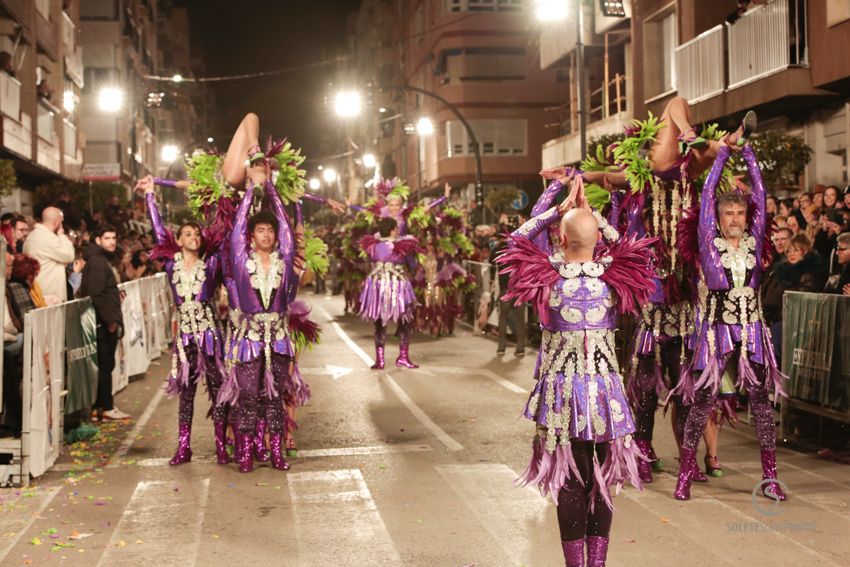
{"left": 511, "top": 190, "right": 529, "bottom": 210}
{"left": 82, "top": 163, "right": 121, "bottom": 182}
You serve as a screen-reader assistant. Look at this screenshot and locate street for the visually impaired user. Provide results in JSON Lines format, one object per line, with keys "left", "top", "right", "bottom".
{"left": 1, "top": 294, "right": 848, "bottom": 567}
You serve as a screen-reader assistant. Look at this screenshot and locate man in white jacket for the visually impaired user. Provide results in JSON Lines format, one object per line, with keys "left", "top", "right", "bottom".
{"left": 22, "top": 206, "right": 75, "bottom": 302}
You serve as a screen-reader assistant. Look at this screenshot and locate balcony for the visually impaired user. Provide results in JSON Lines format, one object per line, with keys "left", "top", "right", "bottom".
{"left": 1, "top": 111, "right": 32, "bottom": 159}
{"left": 63, "top": 119, "right": 77, "bottom": 158}
{"left": 62, "top": 11, "right": 75, "bottom": 52}
{"left": 0, "top": 0, "right": 32, "bottom": 25}
{"left": 36, "top": 4, "right": 59, "bottom": 61}
{"left": 36, "top": 100, "right": 60, "bottom": 172}
{"left": 0, "top": 72, "right": 21, "bottom": 120}
{"left": 675, "top": 25, "right": 724, "bottom": 103}
{"left": 728, "top": 0, "right": 807, "bottom": 89}
{"left": 64, "top": 46, "right": 84, "bottom": 88}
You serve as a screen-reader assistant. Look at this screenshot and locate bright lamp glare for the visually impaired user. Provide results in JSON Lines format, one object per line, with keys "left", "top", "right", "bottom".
{"left": 416, "top": 117, "right": 434, "bottom": 136}
{"left": 172, "top": 74, "right": 184, "bottom": 83}
{"left": 362, "top": 153, "right": 377, "bottom": 169}
{"left": 309, "top": 177, "right": 321, "bottom": 190}
{"left": 63, "top": 90, "right": 75, "bottom": 112}
{"left": 334, "top": 91, "right": 362, "bottom": 118}
{"left": 322, "top": 168, "right": 338, "bottom": 183}
{"left": 535, "top": 0, "right": 568, "bottom": 21}
{"left": 161, "top": 144, "right": 179, "bottom": 163}
{"left": 97, "top": 87, "right": 124, "bottom": 113}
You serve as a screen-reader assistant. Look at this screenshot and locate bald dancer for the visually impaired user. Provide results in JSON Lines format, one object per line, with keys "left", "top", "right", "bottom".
{"left": 498, "top": 179, "right": 656, "bottom": 567}
{"left": 23, "top": 206, "right": 76, "bottom": 302}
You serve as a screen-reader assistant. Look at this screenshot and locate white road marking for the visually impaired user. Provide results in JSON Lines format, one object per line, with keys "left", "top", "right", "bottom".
{"left": 382, "top": 371, "right": 464, "bottom": 452}
{"left": 436, "top": 463, "right": 552, "bottom": 566}
{"left": 131, "top": 443, "right": 434, "bottom": 467}
{"left": 0, "top": 486, "right": 62, "bottom": 564}
{"left": 111, "top": 384, "right": 166, "bottom": 462}
{"left": 427, "top": 366, "right": 527, "bottom": 394}
{"left": 288, "top": 469, "right": 402, "bottom": 566}
{"left": 300, "top": 365, "right": 354, "bottom": 380}
{"left": 97, "top": 478, "right": 210, "bottom": 567}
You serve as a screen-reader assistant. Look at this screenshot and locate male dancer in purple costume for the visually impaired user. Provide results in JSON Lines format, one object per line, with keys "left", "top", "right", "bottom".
{"left": 358, "top": 217, "right": 420, "bottom": 369}
{"left": 498, "top": 179, "right": 656, "bottom": 567}
{"left": 137, "top": 175, "right": 228, "bottom": 466}
{"left": 672, "top": 139, "right": 787, "bottom": 501}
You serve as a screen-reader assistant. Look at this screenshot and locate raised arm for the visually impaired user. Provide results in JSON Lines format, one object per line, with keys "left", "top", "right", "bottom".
{"left": 698, "top": 145, "right": 732, "bottom": 263}
{"left": 742, "top": 144, "right": 766, "bottom": 273}
{"left": 145, "top": 192, "right": 169, "bottom": 245}
{"left": 512, "top": 207, "right": 560, "bottom": 248}
{"left": 230, "top": 183, "right": 253, "bottom": 269}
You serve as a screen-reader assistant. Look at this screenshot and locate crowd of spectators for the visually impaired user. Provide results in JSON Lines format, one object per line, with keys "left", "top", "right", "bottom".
{"left": 1, "top": 193, "right": 159, "bottom": 436}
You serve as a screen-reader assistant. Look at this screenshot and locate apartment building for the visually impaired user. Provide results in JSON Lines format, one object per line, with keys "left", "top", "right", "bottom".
{"left": 346, "top": 0, "right": 562, "bottom": 214}
{"left": 540, "top": 0, "right": 850, "bottom": 189}
{"left": 0, "top": 0, "right": 85, "bottom": 215}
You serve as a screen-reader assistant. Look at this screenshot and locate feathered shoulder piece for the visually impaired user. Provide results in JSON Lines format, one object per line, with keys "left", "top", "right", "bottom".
{"left": 288, "top": 300, "right": 321, "bottom": 353}
{"left": 676, "top": 199, "right": 700, "bottom": 271}
{"left": 392, "top": 235, "right": 420, "bottom": 257}
{"left": 149, "top": 230, "right": 179, "bottom": 262}
{"left": 496, "top": 236, "right": 560, "bottom": 325}
{"left": 358, "top": 233, "right": 380, "bottom": 253}
{"left": 598, "top": 236, "right": 658, "bottom": 315}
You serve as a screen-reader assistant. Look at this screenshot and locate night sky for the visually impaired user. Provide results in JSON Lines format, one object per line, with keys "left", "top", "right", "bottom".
{"left": 180, "top": 0, "right": 362, "bottom": 162}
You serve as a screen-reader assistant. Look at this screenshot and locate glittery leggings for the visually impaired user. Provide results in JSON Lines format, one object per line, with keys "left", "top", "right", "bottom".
{"left": 632, "top": 340, "right": 683, "bottom": 441}
{"left": 557, "top": 442, "right": 613, "bottom": 541}
{"left": 374, "top": 319, "right": 413, "bottom": 347}
{"left": 233, "top": 354, "right": 291, "bottom": 434}
{"left": 681, "top": 351, "right": 776, "bottom": 452}
{"left": 176, "top": 345, "right": 226, "bottom": 425}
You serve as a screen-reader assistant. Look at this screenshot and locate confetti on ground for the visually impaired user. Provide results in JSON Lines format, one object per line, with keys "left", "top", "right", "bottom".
{"left": 30, "top": 537, "right": 42, "bottom": 546}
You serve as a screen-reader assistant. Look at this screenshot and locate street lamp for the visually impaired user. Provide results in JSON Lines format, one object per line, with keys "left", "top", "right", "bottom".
{"left": 172, "top": 74, "right": 184, "bottom": 83}
{"left": 322, "top": 168, "right": 338, "bottom": 184}
{"left": 63, "top": 90, "right": 75, "bottom": 112}
{"left": 309, "top": 177, "right": 321, "bottom": 190}
{"left": 416, "top": 117, "right": 434, "bottom": 136}
{"left": 362, "top": 153, "right": 377, "bottom": 169}
{"left": 161, "top": 144, "right": 179, "bottom": 163}
{"left": 97, "top": 87, "right": 124, "bottom": 113}
{"left": 535, "top": 0, "right": 568, "bottom": 21}
{"left": 334, "top": 91, "right": 362, "bottom": 118}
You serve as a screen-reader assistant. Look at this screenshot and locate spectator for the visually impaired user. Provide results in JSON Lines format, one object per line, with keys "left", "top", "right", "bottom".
{"left": 778, "top": 198, "right": 794, "bottom": 218}
{"left": 11, "top": 254, "right": 49, "bottom": 308}
{"left": 772, "top": 227, "right": 792, "bottom": 257}
{"left": 761, "top": 227, "right": 792, "bottom": 365}
{"left": 843, "top": 186, "right": 850, "bottom": 210}
{"left": 776, "top": 234, "right": 828, "bottom": 293}
{"left": 102, "top": 195, "right": 128, "bottom": 234}
{"left": 489, "top": 215, "right": 526, "bottom": 357}
{"left": 823, "top": 186, "right": 842, "bottom": 217}
{"left": 786, "top": 210, "right": 805, "bottom": 235}
{"left": 812, "top": 185, "right": 826, "bottom": 209}
{"left": 56, "top": 190, "right": 84, "bottom": 231}
{"left": 11, "top": 215, "right": 30, "bottom": 253}
{"left": 773, "top": 215, "right": 787, "bottom": 229}
{"left": 824, "top": 232, "right": 850, "bottom": 295}
{"left": 1, "top": 234, "right": 24, "bottom": 436}
{"left": 766, "top": 195, "right": 779, "bottom": 216}
{"left": 798, "top": 192, "right": 813, "bottom": 210}
{"left": 67, "top": 252, "right": 85, "bottom": 298}
{"left": 22, "top": 206, "right": 75, "bottom": 303}
{"left": 78, "top": 224, "right": 129, "bottom": 421}
{"left": 127, "top": 249, "right": 151, "bottom": 280}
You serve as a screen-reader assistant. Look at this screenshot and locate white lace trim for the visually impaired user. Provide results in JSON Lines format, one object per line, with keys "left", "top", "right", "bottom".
{"left": 246, "top": 250, "right": 284, "bottom": 309}
{"left": 172, "top": 252, "right": 206, "bottom": 302}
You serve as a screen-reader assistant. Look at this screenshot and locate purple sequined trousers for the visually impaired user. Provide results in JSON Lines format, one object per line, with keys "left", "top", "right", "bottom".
{"left": 175, "top": 344, "right": 226, "bottom": 425}
{"left": 232, "top": 353, "right": 293, "bottom": 435}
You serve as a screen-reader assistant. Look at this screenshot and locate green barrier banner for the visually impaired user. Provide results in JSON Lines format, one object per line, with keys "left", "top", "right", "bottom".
{"left": 64, "top": 299, "right": 99, "bottom": 415}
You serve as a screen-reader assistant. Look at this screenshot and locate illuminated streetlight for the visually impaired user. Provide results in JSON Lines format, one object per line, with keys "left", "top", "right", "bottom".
{"left": 97, "top": 87, "right": 124, "bottom": 113}
{"left": 63, "top": 90, "right": 75, "bottom": 112}
{"left": 378, "top": 107, "right": 387, "bottom": 113}
{"left": 172, "top": 74, "right": 184, "bottom": 83}
{"left": 334, "top": 91, "right": 362, "bottom": 118}
{"left": 309, "top": 177, "right": 321, "bottom": 190}
{"left": 535, "top": 0, "right": 568, "bottom": 21}
{"left": 322, "top": 168, "right": 338, "bottom": 183}
{"left": 207, "top": 137, "right": 214, "bottom": 143}
{"left": 416, "top": 117, "right": 434, "bottom": 136}
{"left": 362, "top": 153, "right": 377, "bottom": 169}
{"left": 161, "top": 144, "right": 179, "bottom": 163}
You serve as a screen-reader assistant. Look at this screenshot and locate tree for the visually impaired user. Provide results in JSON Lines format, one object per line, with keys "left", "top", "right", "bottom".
{"left": 729, "top": 130, "right": 812, "bottom": 191}
{"left": 484, "top": 186, "right": 519, "bottom": 216}
{"left": 0, "top": 159, "right": 17, "bottom": 198}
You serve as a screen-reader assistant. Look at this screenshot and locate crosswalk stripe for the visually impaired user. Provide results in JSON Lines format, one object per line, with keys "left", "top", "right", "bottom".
{"left": 96, "top": 478, "right": 210, "bottom": 567}
{"left": 435, "top": 463, "right": 553, "bottom": 566}
{"left": 288, "top": 469, "right": 403, "bottom": 566}
{"left": 0, "top": 486, "right": 62, "bottom": 564}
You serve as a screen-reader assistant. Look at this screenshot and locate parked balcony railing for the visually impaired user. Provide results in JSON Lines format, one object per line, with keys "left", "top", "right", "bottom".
{"left": 727, "top": 0, "right": 807, "bottom": 90}
{"left": 64, "top": 47, "right": 84, "bottom": 88}
{"left": 675, "top": 25, "right": 725, "bottom": 103}
{"left": 62, "top": 11, "right": 75, "bottom": 52}
{"left": 37, "top": 100, "right": 58, "bottom": 147}
{"left": 0, "top": 72, "right": 21, "bottom": 120}
{"left": 63, "top": 119, "right": 77, "bottom": 158}
{"left": 589, "top": 72, "right": 627, "bottom": 123}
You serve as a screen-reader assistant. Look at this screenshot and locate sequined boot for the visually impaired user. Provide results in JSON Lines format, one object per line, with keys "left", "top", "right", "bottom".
{"left": 561, "top": 538, "right": 585, "bottom": 567}
{"left": 395, "top": 343, "right": 419, "bottom": 369}
{"left": 674, "top": 447, "right": 696, "bottom": 500}
{"left": 586, "top": 536, "right": 609, "bottom": 567}
{"left": 214, "top": 421, "right": 230, "bottom": 465}
{"left": 634, "top": 438, "right": 653, "bottom": 484}
{"left": 371, "top": 345, "right": 385, "bottom": 370}
{"left": 169, "top": 422, "right": 192, "bottom": 465}
{"left": 236, "top": 433, "right": 254, "bottom": 473}
{"left": 253, "top": 419, "right": 269, "bottom": 462}
{"left": 269, "top": 433, "right": 291, "bottom": 471}
{"left": 760, "top": 449, "right": 787, "bottom": 501}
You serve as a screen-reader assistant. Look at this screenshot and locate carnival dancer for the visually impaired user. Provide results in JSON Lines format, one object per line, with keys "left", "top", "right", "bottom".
{"left": 358, "top": 217, "right": 420, "bottom": 369}
{"left": 497, "top": 178, "right": 656, "bottom": 567}
{"left": 138, "top": 175, "right": 228, "bottom": 466}
{"left": 672, "top": 136, "right": 788, "bottom": 501}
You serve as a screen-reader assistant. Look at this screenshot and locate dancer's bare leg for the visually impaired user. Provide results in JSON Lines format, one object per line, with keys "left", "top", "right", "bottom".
{"left": 539, "top": 166, "right": 629, "bottom": 192}
{"left": 221, "top": 112, "right": 261, "bottom": 189}
{"left": 703, "top": 413, "right": 722, "bottom": 474}
{"left": 648, "top": 96, "right": 694, "bottom": 173}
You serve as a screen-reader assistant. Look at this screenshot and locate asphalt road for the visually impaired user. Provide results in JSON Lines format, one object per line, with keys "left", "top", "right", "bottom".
{"left": 1, "top": 294, "right": 847, "bottom": 566}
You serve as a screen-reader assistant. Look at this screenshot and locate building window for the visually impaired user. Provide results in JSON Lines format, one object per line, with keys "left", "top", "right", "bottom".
{"left": 827, "top": 0, "right": 850, "bottom": 26}
{"left": 447, "top": 119, "right": 526, "bottom": 157}
{"left": 446, "top": 0, "right": 525, "bottom": 12}
{"left": 443, "top": 48, "right": 526, "bottom": 82}
{"left": 643, "top": 8, "right": 677, "bottom": 100}
{"left": 81, "top": 0, "right": 119, "bottom": 20}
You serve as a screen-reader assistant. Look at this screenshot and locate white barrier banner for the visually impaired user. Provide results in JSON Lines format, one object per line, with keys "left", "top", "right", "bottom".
{"left": 122, "top": 281, "right": 150, "bottom": 377}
